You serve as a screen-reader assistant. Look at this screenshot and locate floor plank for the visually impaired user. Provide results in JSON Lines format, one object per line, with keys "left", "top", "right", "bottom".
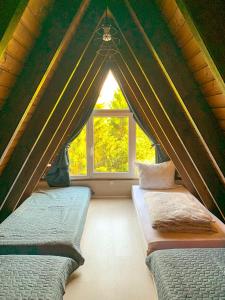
{"left": 64, "top": 198, "right": 157, "bottom": 300}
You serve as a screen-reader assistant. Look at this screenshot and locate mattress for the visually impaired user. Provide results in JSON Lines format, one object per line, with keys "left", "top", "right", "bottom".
{"left": 132, "top": 185, "right": 225, "bottom": 254}
{"left": 146, "top": 248, "right": 225, "bottom": 300}
{"left": 0, "top": 187, "right": 90, "bottom": 265}
{"left": 0, "top": 255, "right": 78, "bottom": 300}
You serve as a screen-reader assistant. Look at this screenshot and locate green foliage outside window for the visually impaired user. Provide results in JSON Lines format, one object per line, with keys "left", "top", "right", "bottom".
{"left": 95, "top": 88, "right": 128, "bottom": 109}
{"left": 69, "top": 87, "right": 155, "bottom": 176}
{"left": 94, "top": 116, "right": 128, "bottom": 172}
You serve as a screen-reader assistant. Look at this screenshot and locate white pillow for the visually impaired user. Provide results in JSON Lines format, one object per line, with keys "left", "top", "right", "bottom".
{"left": 136, "top": 160, "right": 176, "bottom": 189}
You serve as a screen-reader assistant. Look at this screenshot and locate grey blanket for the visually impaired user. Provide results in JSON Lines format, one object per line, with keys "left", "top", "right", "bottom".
{"left": 146, "top": 248, "right": 225, "bottom": 300}
{"left": 0, "top": 187, "right": 90, "bottom": 265}
{"left": 0, "top": 255, "right": 78, "bottom": 300}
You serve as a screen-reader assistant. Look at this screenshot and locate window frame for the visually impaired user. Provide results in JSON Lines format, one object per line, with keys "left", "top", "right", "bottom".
{"left": 69, "top": 108, "right": 154, "bottom": 179}
{"left": 70, "top": 108, "right": 138, "bottom": 179}
{"left": 87, "top": 109, "right": 136, "bottom": 179}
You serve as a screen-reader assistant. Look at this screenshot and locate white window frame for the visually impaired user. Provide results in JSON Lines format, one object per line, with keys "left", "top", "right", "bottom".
{"left": 70, "top": 108, "right": 138, "bottom": 179}
{"left": 87, "top": 109, "right": 136, "bottom": 179}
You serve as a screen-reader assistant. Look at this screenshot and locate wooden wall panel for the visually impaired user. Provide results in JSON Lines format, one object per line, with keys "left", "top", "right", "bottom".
{"left": 13, "top": 22, "right": 35, "bottom": 48}
{"left": 0, "top": 86, "right": 11, "bottom": 100}
{"left": 0, "top": 0, "right": 52, "bottom": 108}
{"left": 0, "top": 0, "right": 52, "bottom": 174}
{"left": 0, "top": 1, "right": 28, "bottom": 52}
{"left": 181, "top": 38, "right": 200, "bottom": 59}
{"left": 168, "top": 7, "right": 185, "bottom": 34}
{"left": 21, "top": 6, "right": 42, "bottom": 38}
{"left": 0, "top": 69, "right": 16, "bottom": 86}
{"left": 188, "top": 52, "right": 207, "bottom": 71}
{"left": 193, "top": 66, "right": 214, "bottom": 84}
{"left": 212, "top": 108, "right": 225, "bottom": 120}
{"left": 158, "top": 0, "right": 177, "bottom": 20}
{"left": 0, "top": 0, "right": 83, "bottom": 175}
{"left": 173, "top": 23, "right": 192, "bottom": 47}
{"left": 158, "top": 0, "right": 225, "bottom": 135}
{"left": 0, "top": 163, "right": 7, "bottom": 175}
{"left": 0, "top": 53, "right": 22, "bottom": 75}
{"left": 0, "top": 1, "right": 106, "bottom": 221}
{"left": 207, "top": 95, "right": 225, "bottom": 108}
{"left": 176, "top": 0, "right": 225, "bottom": 86}
{"left": 118, "top": 0, "right": 225, "bottom": 218}
{"left": 201, "top": 80, "right": 222, "bottom": 97}
{"left": 219, "top": 120, "right": 225, "bottom": 130}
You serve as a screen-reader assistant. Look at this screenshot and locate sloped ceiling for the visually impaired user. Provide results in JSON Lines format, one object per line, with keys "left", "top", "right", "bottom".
{"left": 0, "top": 0, "right": 224, "bottom": 222}
{"left": 157, "top": 0, "right": 225, "bottom": 135}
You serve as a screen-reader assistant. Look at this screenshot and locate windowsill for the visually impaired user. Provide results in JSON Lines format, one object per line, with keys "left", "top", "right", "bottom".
{"left": 70, "top": 176, "right": 139, "bottom": 181}
{"left": 70, "top": 178, "right": 139, "bottom": 198}
{"left": 39, "top": 178, "right": 139, "bottom": 198}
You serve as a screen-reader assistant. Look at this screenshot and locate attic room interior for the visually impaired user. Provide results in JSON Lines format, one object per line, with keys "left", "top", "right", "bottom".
{"left": 0, "top": 0, "right": 225, "bottom": 299}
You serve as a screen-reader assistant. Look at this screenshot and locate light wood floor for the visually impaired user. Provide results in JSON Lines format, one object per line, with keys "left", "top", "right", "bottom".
{"left": 64, "top": 198, "right": 157, "bottom": 300}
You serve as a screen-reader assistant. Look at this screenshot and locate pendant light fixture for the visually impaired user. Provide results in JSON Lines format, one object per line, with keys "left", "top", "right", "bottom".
{"left": 96, "top": 3, "right": 119, "bottom": 58}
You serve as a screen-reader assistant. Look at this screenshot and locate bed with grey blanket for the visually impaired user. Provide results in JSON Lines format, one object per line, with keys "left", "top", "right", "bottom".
{"left": 146, "top": 248, "right": 225, "bottom": 300}
{"left": 0, "top": 187, "right": 90, "bottom": 266}
{"left": 0, "top": 255, "right": 78, "bottom": 300}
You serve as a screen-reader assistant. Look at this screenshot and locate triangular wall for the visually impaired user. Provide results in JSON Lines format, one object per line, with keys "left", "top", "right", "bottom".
{"left": 0, "top": 0, "right": 224, "bottom": 221}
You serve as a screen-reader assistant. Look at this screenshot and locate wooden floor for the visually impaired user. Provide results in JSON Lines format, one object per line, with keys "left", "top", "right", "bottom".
{"left": 64, "top": 198, "right": 157, "bottom": 300}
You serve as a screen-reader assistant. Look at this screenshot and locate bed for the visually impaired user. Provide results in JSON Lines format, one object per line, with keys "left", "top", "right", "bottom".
{"left": 146, "top": 248, "right": 225, "bottom": 300}
{"left": 132, "top": 185, "right": 225, "bottom": 254}
{"left": 0, "top": 255, "right": 78, "bottom": 300}
{"left": 0, "top": 186, "right": 91, "bottom": 266}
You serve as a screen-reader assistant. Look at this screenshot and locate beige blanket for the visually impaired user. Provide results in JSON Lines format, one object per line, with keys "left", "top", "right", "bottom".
{"left": 144, "top": 191, "right": 216, "bottom": 233}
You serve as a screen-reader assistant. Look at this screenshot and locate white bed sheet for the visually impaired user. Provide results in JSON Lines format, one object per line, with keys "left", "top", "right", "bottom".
{"left": 132, "top": 185, "right": 225, "bottom": 255}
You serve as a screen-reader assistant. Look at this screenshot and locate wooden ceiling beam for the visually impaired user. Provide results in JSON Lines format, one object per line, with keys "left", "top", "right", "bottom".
{"left": 19, "top": 59, "right": 109, "bottom": 206}
{"left": 111, "top": 59, "right": 196, "bottom": 195}
{"left": 0, "top": 0, "right": 28, "bottom": 57}
{"left": 128, "top": 0, "right": 225, "bottom": 180}
{"left": 0, "top": 6, "right": 105, "bottom": 221}
{"left": 109, "top": 2, "right": 225, "bottom": 218}
{"left": 176, "top": 0, "right": 225, "bottom": 88}
{"left": 0, "top": 0, "right": 91, "bottom": 165}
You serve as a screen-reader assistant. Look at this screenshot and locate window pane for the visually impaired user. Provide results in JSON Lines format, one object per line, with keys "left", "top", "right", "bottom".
{"left": 68, "top": 126, "right": 87, "bottom": 176}
{"left": 95, "top": 88, "right": 128, "bottom": 110}
{"left": 136, "top": 124, "right": 155, "bottom": 163}
{"left": 94, "top": 117, "right": 129, "bottom": 172}
{"left": 95, "top": 71, "right": 128, "bottom": 109}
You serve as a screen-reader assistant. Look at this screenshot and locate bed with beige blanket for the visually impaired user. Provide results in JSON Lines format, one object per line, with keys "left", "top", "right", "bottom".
{"left": 132, "top": 185, "right": 225, "bottom": 254}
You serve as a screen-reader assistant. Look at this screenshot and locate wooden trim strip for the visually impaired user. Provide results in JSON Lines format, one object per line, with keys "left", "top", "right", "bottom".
{"left": 0, "top": 0, "right": 28, "bottom": 58}
{"left": 176, "top": 0, "right": 225, "bottom": 92}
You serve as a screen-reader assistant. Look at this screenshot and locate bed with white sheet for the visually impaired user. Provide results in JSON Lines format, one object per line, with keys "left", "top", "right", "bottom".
{"left": 132, "top": 185, "right": 225, "bottom": 254}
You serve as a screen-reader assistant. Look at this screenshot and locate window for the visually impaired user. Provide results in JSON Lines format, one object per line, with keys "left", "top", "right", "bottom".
{"left": 69, "top": 71, "right": 155, "bottom": 178}
{"left": 93, "top": 115, "right": 129, "bottom": 173}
